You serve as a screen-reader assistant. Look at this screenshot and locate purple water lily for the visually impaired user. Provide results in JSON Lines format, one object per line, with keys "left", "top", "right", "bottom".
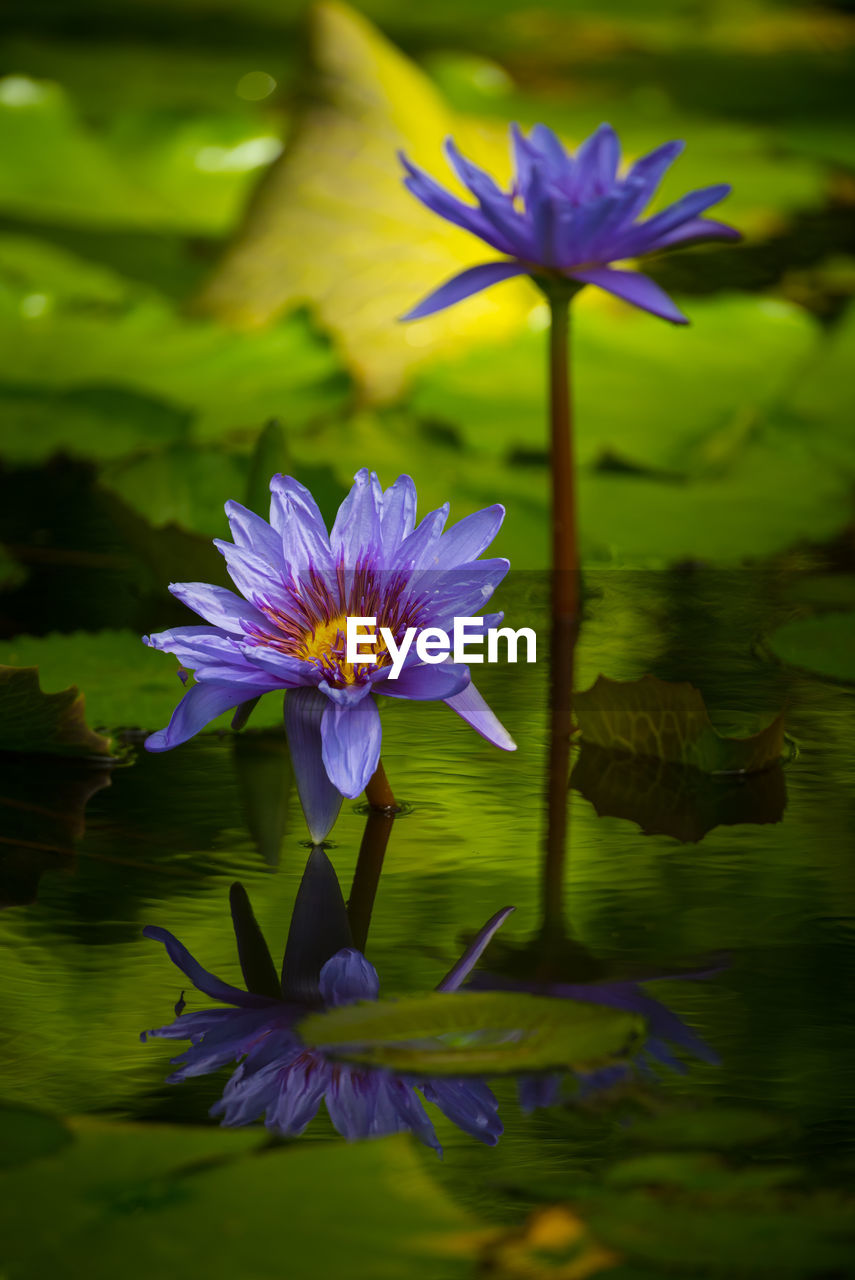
{"left": 400, "top": 122, "right": 739, "bottom": 324}
{"left": 142, "top": 851, "right": 512, "bottom": 1155}
{"left": 468, "top": 969, "right": 720, "bottom": 1112}
{"left": 144, "top": 468, "right": 515, "bottom": 841}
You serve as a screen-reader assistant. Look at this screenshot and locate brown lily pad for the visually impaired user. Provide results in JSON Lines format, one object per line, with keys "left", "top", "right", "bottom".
{"left": 574, "top": 675, "right": 785, "bottom": 775}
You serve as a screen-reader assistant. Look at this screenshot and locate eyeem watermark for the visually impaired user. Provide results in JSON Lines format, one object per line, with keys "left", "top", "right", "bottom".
{"left": 347, "top": 616, "right": 536, "bottom": 680}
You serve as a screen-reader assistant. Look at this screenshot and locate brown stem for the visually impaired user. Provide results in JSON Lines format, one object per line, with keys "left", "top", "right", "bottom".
{"left": 541, "top": 611, "right": 579, "bottom": 937}
{"left": 548, "top": 294, "right": 579, "bottom": 625}
{"left": 364, "top": 759, "right": 398, "bottom": 812}
{"left": 347, "top": 808, "right": 396, "bottom": 952}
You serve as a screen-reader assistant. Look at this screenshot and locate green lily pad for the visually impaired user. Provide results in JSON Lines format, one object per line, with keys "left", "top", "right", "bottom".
{"left": 412, "top": 295, "right": 817, "bottom": 469}
{"left": 0, "top": 74, "right": 284, "bottom": 234}
{"left": 767, "top": 611, "right": 855, "bottom": 683}
{"left": 574, "top": 674, "right": 786, "bottom": 774}
{"left": 0, "top": 665, "right": 114, "bottom": 758}
{"left": 0, "top": 1103, "right": 74, "bottom": 1170}
{"left": 0, "top": 632, "right": 284, "bottom": 737}
{"left": 299, "top": 990, "right": 643, "bottom": 1075}
{"left": 0, "top": 1118, "right": 474, "bottom": 1280}
{"left": 0, "top": 234, "right": 350, "bottom": 458}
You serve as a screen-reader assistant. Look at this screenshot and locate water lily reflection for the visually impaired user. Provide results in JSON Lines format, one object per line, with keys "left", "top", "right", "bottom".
{"left": 469, "top": 967, "right": 720, "bottom": 1111}
{"left": 142, "top": 848, "right": 512, "bottom": 1154}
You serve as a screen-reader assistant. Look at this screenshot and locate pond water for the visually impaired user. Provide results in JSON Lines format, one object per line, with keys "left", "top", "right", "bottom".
{"left": 2, "top": 568, "right": 854, "bottom": 1276}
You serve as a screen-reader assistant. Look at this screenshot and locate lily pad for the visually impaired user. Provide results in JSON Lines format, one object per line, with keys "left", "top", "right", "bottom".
{"left": 196, "top": 0, "right": 536, "bottom": 401}
{"left": 299, "top": 990, "right": 643, "bottom": 1075}
{"left": 571, "top": 742, "right": 787, "bottom": 842}
{"left": 0, "top": 1103, "right": 73, "bottom": 1170}
{"left": 0, "top": 632, "right": 284, "bottom": 737}
{"left": 0, "top": 665, "right": 113, "bottom": 758}
{"left": 0, "top": 234, "right": 350, "bottom": 456}
{"left": 412, "top": 295, "right": 817, "bottom": 470}
{"left": 573, "top": 674, "right": 786, "bottom": 774}
{"left": 0, "top": 1118, "right": 474, "bottom": 1280}
{"left": 767, "top": 611, "right": 855, "bottom": 683}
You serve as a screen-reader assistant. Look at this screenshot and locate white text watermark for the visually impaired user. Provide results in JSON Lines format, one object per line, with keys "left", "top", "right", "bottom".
{"left": 346, "top": 616, "right": 536, "bottom": 680}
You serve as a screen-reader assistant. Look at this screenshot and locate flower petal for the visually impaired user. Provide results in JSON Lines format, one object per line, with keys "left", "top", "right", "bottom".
{"left": 145, "top": 678, "right": 271, "bottom": 752}
{"left": 444, "top": 681, "right": 517, "bottom": 751}
{"left": 224, "top": 501, "right": 282, "bottom": 562}
{"left": 377, "top": 661, "right": 470, "bottom": 701}
{"left": 168, "top": 582, "right": 268, "bottom": 635}
{"left": 282, "top": 845, "right": 354, "bottom": 1000}
{"left": 400, "top": 262, "right": 529, "bottom": 322}
{"left": 399, "top": 151, "right": 516, "bottom": 255}
{"left": 320, "top": 697, "right": 382, "bottom": 798}
{"left": 269, "top": 474, "right": 335, "bottom": 574}
{"left": 143, "top": 925, "right": 277, "bottom": 1008}
{"left": 435, "top": 906, "right": 516, "bottom": 992}
{"left": 642, "top": 215, "right": 741, "bottom": 252}
{"left": 569, "top": 266, "right": 688, "bottom": 325}
{"left": 284, "top": 688, "right": 344, "bottom": 842}
{"left": 319, "top": 948, "right": 381, "bottom": 1007}
{"left": 378, "top": 473, "right": 418, "bottom": 554}
{"left": 435, "top": 504, "right": 505, "bottom": 567}
{"left": 421, "top": 1078, "right": 502, "bottom": 1146}
{"left": 573, "top": 123, "right": 621, "bottom": 199}
{"left": 330, "top": 468, "right": 383, "bottom": 564}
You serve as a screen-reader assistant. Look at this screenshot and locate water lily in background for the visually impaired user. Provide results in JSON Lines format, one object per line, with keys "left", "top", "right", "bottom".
{"left": 467, "top": 968, "right": 720, "bottom": 1112}
{"left": 400, "top": 123, "right": 738, "bottom": 623}
{"left": 144, "top": 468, "right": 515, "bottom": 842}
{"left": 400, "top": 122, "right": 738, "bottom": 325}
{"left": 141, "top": 849, "right": 513, "bottom": 1155}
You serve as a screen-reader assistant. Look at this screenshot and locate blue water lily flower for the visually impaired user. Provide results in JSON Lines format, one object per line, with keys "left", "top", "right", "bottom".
{"left": 144, "top": 468, "right": 515, "bottom": 841}
{"left": 142, "top": 851, "right": 513, "bottom": 1155}
{"left": 400, "top": 122, "right": 739, "bottom": 324}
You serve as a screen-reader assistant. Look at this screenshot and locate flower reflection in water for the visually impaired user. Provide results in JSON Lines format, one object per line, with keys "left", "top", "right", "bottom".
{"left": 142, "top": 847, "right": 512, "bottom": 1155}
{"left": 468, "top": 966, "right": 721, "bottom": 1112}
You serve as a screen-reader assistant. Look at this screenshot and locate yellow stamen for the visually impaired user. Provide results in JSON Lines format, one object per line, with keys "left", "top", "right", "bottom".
{"left": 298, "top": 614, "right": 389, "bottom": 683}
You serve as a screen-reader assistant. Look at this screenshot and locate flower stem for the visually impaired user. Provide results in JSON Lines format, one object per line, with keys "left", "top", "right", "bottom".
{"left": 364, "top": 759, "right": 398, "bottom": 812}
{"left": 347, "top": 808, "right": 396, "bottom": 952}
{"left": 548, "top": 292, "right": 579, "bottom": 624}
{"left": 541, "top": 612, "right": 579, "bottom": 937}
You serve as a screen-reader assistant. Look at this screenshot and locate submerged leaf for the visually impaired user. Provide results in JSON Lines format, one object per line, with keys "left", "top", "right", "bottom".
{"left": 196, "top": 0, "right": 534, "bottom": 400}
{"left": 0, "top": 665, "right": 113, "bottom": 758}
{"left": 574, "top": 675, "right": 785, "bottom": 775}
{"left": 298, "top": 990, "right": 643, "bottom": 1075}
{"left": 571, "top": 742, "right": 787, "bottom": 842}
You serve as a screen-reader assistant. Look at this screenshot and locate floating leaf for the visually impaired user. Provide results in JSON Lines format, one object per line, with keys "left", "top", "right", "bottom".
{"left": 0, "top": 665, "right": 113, "bottom": 758}
{"left": 196, "top": 0, "right": 535, "bottom": 401}
{"left": 0, "top": 1103, "right": 73, "bottom": 1170}
{"left": 574, "top": 675, "right": 786, "bottom": 775}
{"left": 768, "top": 612, "right": 855, "bottom": 683}
{"left": 0, "top": 754, "right": 112, "bottom": 907}
{"left": 299, "top": 991, "right": 643, "bottom": 1075}
{"left": 0, "top": 1119, "right": 474, "bottom": 1280}
{"left": 0, "top": 632, "right": 285, "bottom": 736}
{"left": 571, "top": 742, "right": 787, "bottom": 842}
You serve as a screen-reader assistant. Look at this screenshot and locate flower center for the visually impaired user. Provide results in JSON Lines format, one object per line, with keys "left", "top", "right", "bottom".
{"left": 297, "top": 613, "right": 390, "bottom": 684}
